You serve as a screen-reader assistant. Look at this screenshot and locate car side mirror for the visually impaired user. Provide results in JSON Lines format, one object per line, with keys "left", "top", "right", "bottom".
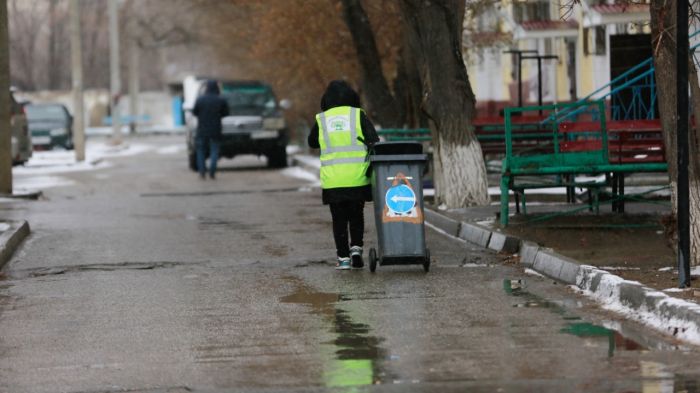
{"left": 279, "top": 99, "right": 292, "bottom": 110}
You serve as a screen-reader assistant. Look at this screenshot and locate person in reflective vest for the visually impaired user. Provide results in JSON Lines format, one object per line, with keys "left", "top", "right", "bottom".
{"left": 308, "top": 80, "right": 379, "bottom": 270}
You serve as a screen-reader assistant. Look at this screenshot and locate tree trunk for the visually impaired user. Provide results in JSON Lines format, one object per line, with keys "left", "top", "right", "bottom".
{"left": 0, "top": 0, "right": 13, "bottom": 193}
{"left": 399, "top": 0, "right": 489, "bottom": 207}
{"left": 48, "top": 0, "right": 60, "bottom": 90}
{"left": 651, "top": 0, "right": 700, "bottom": 266}
{"left": 340, "top": 0, "right": 402, "bottom": 127}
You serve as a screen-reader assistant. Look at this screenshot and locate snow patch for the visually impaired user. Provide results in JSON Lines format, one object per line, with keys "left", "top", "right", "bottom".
{"left": 692, "top": 266, "right": 700, "bottom": 276}
{"left": 156, "top": 144, "right": 186, "bottom": 155}
{"left": 0, "top": 223, "right": 10, "bottom": 232}
{"left": 280, "top": 167, "right": 320, "bottom": 185}
{"left": 14, "top": 175, "right": 75, "bottom": 190}
{"left": 294, "top": 155, "right": 321, "bottom": 170}
{"left": 576, "top": 266, "right": 700, "bottom": 345}
{"left": 599, "top": 266, "right": 642, "bottom": 271}
{"left": 524, "top": 268, "right": 546, "bottom": 278}
{"left": 663, "top": 288, "right": 692, "bottom": 293}
{"left": 658, "top": 267, "right": 674, "bottom": 272}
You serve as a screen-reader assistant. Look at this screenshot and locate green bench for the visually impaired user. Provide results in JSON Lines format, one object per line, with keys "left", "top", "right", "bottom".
{"left": 499, "top": 101, "right": 668, "bottom": 226}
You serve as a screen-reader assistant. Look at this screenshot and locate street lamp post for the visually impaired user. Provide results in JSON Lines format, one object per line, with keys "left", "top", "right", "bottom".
{"left": 504, "top": 49, "right": 538, "bottom": 107}
{"left": 70, "top": 0, "right": 85, "bottom": 162}
{"left": 108, "top": 0, "right": 121, "bottom": 144}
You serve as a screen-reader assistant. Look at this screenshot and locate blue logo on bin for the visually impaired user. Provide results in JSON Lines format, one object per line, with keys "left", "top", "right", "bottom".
{"left": 385, "top": 184, "right": 416, "bottom": 214}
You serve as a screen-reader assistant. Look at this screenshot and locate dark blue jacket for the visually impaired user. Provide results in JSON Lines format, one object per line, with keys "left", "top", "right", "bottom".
{"left": 193, "top": 80, "right": 230, "bottom": 139}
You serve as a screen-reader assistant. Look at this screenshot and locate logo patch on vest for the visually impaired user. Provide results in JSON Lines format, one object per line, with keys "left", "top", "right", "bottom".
{"left": 326, "top": 115, "right": 350, "bottom": 132}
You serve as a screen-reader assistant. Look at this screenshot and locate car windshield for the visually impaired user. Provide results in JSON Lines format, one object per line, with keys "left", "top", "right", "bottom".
{"left": 220, "top": 85, "right": 276, "bottom": 115}
{"left": 26, "top": 105, "right": 66, "bottom": 120}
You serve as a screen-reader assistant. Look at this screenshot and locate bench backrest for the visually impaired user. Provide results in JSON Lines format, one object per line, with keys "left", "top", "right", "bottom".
{"left": 503, "top": 101, "right": 610, "bottom": 172}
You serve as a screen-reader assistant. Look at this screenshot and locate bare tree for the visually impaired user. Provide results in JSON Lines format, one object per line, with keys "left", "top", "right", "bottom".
{"left": 650, "top": 0, "right": 700, "bottom": 267}
{"left": 399, "top": 0, "right": 489, "bottom": 207}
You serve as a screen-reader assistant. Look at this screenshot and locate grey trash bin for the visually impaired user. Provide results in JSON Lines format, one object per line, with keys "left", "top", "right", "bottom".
{"left": 368, "top": 142, "right": 430, "bottom": 272}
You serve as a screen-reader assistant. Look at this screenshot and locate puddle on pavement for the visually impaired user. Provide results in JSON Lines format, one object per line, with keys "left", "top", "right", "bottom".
{"left": 280, "top": 277, "right": 389, "bottom": 387}
{"left": 503, "top": 279, "right": 646, "bottom": 357}
{"left": 561, "top": 322, "right": 646, "bottom": 357}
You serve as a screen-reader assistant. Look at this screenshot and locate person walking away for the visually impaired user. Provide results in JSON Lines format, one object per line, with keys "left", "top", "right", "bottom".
{"left": 193, "top": 80, "right": 229, "bottom": 179}
{"left": 308, "top": 80, "right": 379, "bottom": 270}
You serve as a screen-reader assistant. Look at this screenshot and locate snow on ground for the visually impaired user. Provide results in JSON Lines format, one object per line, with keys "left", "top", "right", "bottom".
{"left": 0, "top": 223, "right": 10, "bottom": 232}
{"left": 524, "top": 268, "right": 545, "bottom": 278}
{"left": 10, "top": 140, "right": 156, "bottom": 192}
{"left": 14, "top": 175, "right": 75, "bottom": 190}
{"left": 577, "top": 268, "right": 700, "bottom": 345}
{"left": 156, "top": 144, "right": 186, "bottom": 155}
{"left": 280, "top": 167, "right": 320, "bottom": 186}
{"left": 15, "top": 141, "right": 152, "bottom": 177}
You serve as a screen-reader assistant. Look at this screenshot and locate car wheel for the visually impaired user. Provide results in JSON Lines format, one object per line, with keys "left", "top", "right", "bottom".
{"left": 267, "top": 146, "right": 287, "bottom": 168}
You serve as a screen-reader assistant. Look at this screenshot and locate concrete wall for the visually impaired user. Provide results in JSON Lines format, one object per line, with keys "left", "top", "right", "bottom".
{"left": 15, "top": 89, "right": 174, "bottom": 127}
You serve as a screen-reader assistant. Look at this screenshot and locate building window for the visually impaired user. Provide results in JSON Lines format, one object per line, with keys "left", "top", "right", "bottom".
{"left": 513, "top": 1, "right": 550, "bottom": 23}
{"left": 584, "top": 26, "right": 607, "bottom": 56}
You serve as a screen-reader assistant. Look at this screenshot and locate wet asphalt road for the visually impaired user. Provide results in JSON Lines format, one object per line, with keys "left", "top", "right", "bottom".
{"left": 0, "top": 135, "right": 699, "bottom": 393}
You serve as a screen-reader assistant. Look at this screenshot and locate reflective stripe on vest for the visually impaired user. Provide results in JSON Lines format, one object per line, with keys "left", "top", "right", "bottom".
{"left": 316, "top": 106, "right": 370, "bottom": 189}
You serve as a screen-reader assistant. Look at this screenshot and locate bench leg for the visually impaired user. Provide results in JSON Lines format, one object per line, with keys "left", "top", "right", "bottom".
{"left": 611, "top": 173, "right": 618, "bottom": 212}
{"left": 500, "top": 175, "right": 510, "bottom": 226}
{"left": 587, "top": 189, "right": 593, "bottom": 212}
{"left": 619, "top": 174, "right": 625, "bottom": 213}
{"left": 514, "top": 191, "right": 520, "bottom": 214}
{"left": 594, "top": 188, "right": 600, "bottom": 214}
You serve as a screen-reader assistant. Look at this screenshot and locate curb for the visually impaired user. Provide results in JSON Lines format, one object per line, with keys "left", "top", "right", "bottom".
{"left": 0, "top": 191, "right": 42, "bottom": 200}
{"left": 423, "top": 206, "right": 700, "bottom": 345}
{"left": 0, "top": 221, "right": 30, "bottom": 270}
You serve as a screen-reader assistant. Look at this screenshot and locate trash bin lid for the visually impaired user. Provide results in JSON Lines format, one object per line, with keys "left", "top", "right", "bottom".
{"left": 371, "top": 141, "right": 423, "bottom": 155}
{"left": 369, "top": 154, "right": 428, "bottom": 163}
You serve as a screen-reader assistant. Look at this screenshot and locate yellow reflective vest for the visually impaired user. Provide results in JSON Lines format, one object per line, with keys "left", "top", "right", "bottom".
{"left": 315, "top": 106, "right": 370, "bottom": 189}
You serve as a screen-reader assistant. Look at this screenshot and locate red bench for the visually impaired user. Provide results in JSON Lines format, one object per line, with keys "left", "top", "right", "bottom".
{"left": 557, "top": 119, "right": 665, "bottom": 163}
{"left": 474, "top": 115, "right": 552, "bottom": 157}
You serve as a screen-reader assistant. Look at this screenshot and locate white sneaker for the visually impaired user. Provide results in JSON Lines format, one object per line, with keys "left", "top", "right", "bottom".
{"left": 336, "top": 257, "right": 351, "bottom": 270}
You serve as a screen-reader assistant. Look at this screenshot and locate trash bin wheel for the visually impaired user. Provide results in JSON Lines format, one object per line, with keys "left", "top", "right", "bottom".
{"left": 423, "top": 248, "right": 431, "bottom": 272}
{"left": 369, "top": 248, "right": 377, "bottom": 273}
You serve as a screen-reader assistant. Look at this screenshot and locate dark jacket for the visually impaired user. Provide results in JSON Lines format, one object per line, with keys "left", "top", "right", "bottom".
{"left": 193, "top": 80, "right": 230, "bottom": 139}
{"left": 308, "top": 80, "right": 379, "bottom": 205}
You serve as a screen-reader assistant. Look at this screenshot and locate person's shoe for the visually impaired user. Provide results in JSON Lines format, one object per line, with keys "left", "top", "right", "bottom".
{"left": 199, "top": 173, "right": 206, "bottom": 180}
{"left": 209, "top": 173, "right": 216, "bottom": 180}
{"left": 350, "top": 246, "right": 364, "bottom": 269}
{"left": 335, "top": 257, "right": 351, "bottom": 270}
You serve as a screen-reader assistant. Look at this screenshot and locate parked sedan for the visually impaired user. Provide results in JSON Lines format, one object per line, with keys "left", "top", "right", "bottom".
{"left": 26, "top": 103, "right": 73, "bottom": 150}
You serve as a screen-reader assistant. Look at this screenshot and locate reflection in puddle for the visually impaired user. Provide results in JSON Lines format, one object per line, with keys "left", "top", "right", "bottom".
{"left": 281, "top": 277, "right": 386, "bottom": 388}
{"left": 503, "top": 279, "right": 645, "bottom": 357}
{"left": 561, "top": 322, "right": 645, "bottom": 357}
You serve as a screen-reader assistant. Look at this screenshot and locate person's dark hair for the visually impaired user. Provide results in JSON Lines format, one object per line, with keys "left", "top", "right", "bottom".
{"left": 205, "top": 80, "right": 220, "bottom": 95}
{"left": 320, "top": 80, "right": 360, "bottom": 111}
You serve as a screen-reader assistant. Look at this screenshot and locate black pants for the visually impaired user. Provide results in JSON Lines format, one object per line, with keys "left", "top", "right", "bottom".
{"left": 329, "top": 201, "right": 365, "bottom": 258}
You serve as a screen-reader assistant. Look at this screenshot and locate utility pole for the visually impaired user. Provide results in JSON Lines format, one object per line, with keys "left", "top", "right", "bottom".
{"left": 128, "top": 20, "right": 140, "bottom": 135}
{"left": 0, "top": 0, "right": 12, "bottom": 194}
{"left": 108, "top": 0, "right": 122, "bottom": 144}
{"left": 70, "top": 0, "right": 85, "bottom": 162}
{"left": 677, "top": 0, "right": 691, "bottom": 288}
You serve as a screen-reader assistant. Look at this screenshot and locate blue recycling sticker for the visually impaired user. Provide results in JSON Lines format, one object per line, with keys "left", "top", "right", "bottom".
{"left": 385, "top": 184, "right": 416, "bottom": 214}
